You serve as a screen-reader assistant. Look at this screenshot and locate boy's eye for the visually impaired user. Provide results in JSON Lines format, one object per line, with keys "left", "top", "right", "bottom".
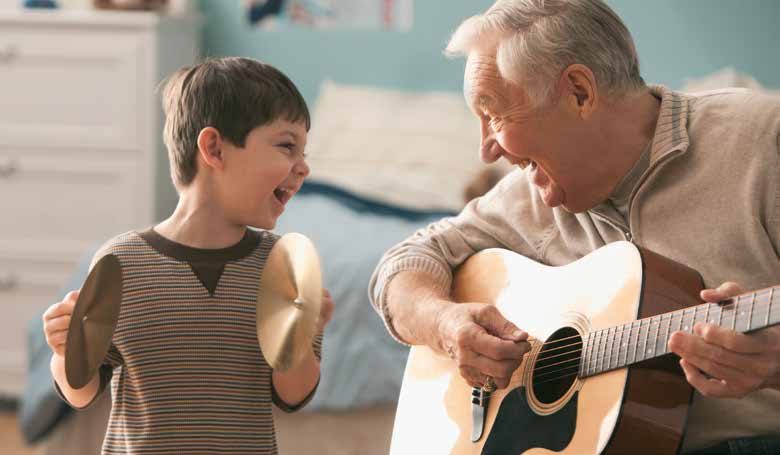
{"left": 278, "top": 143, "right": 296, "bottom": 151}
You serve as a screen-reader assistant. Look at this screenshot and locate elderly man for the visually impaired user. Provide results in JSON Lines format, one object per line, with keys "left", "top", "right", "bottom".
{"left": 369, "top": 0, "right": 779, "bottom": 453}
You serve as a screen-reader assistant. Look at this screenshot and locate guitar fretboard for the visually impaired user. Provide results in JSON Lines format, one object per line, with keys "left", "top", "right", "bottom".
{"left": 579, "top": 286, "right": 779, "bottom": 378}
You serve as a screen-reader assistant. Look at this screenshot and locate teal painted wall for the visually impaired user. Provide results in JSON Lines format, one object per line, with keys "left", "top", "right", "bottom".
{"left": 198, "top": 0, "right": 780, "bottom": 105}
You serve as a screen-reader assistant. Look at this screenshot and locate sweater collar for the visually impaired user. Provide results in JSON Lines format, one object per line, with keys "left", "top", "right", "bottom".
{"left": 647, "top": 85, "right": 691, "bottom": 164}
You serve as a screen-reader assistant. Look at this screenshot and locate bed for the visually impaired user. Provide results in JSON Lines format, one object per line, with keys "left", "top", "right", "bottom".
{"left": 19, "top": 81, "right": 507, "bottom": 454}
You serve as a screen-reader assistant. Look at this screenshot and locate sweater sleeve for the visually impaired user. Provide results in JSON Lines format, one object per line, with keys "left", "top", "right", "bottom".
{"left": 771, "top": 131, "right": 780, "bottom": 255}
{"left": 368, "top": 169, "right": 553, "bottom": 344}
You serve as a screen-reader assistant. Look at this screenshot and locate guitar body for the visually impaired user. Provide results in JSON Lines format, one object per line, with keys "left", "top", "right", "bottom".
{"left": 390, "top": 242, "right": 704, "bottom": 455}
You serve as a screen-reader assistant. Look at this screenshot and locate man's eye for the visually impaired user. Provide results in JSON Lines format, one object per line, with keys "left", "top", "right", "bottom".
{"left": 278, "top": 143, "right": 296, "bottom": 151}
{"left": 489, "top": 116, "right": 504, "bottom": 131}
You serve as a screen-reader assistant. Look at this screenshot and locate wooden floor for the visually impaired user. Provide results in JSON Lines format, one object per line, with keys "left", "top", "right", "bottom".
{"left": 0, "top": 407, "right": 394, "bottom": 455}
{"left": 0, "top": 411, "right": 41, "bottom": 455}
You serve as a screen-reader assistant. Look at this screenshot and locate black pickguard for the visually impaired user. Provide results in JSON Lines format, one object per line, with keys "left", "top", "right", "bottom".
{"left": 482, "top": 387, "right": 578, "bottom": 455}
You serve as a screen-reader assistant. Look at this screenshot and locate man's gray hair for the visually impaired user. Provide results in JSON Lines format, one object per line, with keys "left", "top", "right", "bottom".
{"left": 446, "top": 0, "right": 645, "bottom": 107}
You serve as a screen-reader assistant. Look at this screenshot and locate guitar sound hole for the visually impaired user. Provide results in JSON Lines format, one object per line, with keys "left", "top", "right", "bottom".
{"left": 532, "top": 327, "right": 581, "bottom": 404}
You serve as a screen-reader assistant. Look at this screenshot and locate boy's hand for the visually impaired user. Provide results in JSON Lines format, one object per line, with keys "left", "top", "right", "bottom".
{"left": 316, "top": 289, "right": 334, "bottom": 335}
{"left": 43, "top": 290, "right": 79, "bottom": 357}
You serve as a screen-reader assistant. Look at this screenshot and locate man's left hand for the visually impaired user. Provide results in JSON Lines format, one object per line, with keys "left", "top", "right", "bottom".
{"left": 668, "top": 281, "right": 780, "bottom": 398}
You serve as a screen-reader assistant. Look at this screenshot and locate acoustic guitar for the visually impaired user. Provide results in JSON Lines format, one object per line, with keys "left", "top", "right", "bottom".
{"left": 390, "top": 241, "right": 779, "bottom": 454}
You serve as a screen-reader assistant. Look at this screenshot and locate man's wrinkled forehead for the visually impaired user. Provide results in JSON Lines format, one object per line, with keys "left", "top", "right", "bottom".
{"left": 464, "top": 53, "right": 504, "bottom": 112}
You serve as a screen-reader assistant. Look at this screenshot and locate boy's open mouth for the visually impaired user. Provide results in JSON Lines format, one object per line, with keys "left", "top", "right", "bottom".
{"left": 273, "top": 187, "right": 294, "bottom": 205}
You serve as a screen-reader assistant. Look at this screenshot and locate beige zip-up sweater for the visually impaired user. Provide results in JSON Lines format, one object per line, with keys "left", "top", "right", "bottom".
{"left": 369, "top": 86, "right": 780, "bottom": 452}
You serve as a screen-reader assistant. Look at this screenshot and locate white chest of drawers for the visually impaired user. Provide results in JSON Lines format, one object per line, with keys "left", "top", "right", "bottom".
{"left": 0, "top": 9, "right": 199, "bottom": 396}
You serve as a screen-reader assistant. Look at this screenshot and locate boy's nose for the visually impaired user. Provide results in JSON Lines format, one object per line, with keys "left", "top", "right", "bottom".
{"left": 295, "top": 159, "right": 310, "bottom": 177}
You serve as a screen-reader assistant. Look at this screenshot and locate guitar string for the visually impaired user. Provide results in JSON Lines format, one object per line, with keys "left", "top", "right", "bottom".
{"left": 530, "top": 296, "right": 776, "bottom": 360}
{"left": 534, "top": 301, "right": 777, "bottom": 365}
{"left": 533, "top": 304, "right": 777, "bottom": 375}
{"left": 515, "top": 293, "right": 778, "bottom": 388}
{"left": 529, "top": 304, "right": 778, "bottom": 380}
{"left": 532, "top": 292, "right": 776, "bottom": 352}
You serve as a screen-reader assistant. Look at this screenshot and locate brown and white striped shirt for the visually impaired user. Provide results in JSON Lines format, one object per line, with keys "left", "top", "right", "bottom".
{"left": 62, "top": 228, "right": 322, "bottom": 454}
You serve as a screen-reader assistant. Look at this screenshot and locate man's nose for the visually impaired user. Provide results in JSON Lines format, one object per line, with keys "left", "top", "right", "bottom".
{"left": 479, "top": 119, "right": 502, "bottom": 163}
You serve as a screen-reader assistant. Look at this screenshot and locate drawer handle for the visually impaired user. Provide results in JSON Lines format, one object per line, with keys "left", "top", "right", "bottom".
{"left": 0, "top": 158, "right": 18, "bottom": 178}
{"left": 0, "top": 44, "right": 18, "bottom": 63}
{"left": 0, "top": 274, "right": 18, "bottom": 292}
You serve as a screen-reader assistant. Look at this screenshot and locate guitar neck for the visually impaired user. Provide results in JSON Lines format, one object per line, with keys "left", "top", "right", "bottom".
{"left": 580, "top": 285, "right": 780, "bottom": 378}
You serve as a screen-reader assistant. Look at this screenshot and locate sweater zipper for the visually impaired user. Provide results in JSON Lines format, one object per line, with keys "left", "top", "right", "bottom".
{"left": 620, "top": 148, "right": 686, "bottom": 244}
{"left": 591, "top": 211, "right": 634, "bottom": 243}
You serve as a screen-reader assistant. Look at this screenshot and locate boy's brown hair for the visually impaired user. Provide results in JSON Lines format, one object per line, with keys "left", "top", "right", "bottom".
{"left": 161, "top": 57, "right": 311, "bottom": 186}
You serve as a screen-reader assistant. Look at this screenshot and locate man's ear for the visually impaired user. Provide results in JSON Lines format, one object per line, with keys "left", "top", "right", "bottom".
{"left": 196, "top": 127, "right": 224, "bottom": 171}
{"left": 559, "top": 64, "right": 598, "bottom": 119}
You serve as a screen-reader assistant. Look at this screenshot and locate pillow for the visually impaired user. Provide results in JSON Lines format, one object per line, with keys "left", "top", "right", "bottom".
{"left": 305, "top": 80, "right": 508, "bottom": 212}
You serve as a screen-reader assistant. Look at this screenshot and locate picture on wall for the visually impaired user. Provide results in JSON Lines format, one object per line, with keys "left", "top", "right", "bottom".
{"left": 247, "top": 0, "right": 413, "bottom": 31}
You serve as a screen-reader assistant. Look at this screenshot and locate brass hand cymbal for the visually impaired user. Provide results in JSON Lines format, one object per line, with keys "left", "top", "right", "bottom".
{"left": 65, "top": 254, "right": 122, "bottom": 389}
{"left": 257, "top": 233, "right": 322, "bottom": 372}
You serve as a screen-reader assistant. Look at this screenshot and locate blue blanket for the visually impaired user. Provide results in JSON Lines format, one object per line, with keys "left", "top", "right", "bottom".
{"left": 19, "top": 182, "right": 450, "bottom": 443}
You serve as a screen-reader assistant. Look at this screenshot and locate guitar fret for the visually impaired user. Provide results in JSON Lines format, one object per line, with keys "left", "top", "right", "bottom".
{"left": 630, "top": 321, "right": 638, "bottom": 365}
{"left": 748, "top": 292, "right": 756, "bottom": 331}
{"left": 589, "top": 331, "right": 595, "bottom": 375}
{"left": 732, "top": 295, "right": 739, "bottom": 331}
{"left": 617, "top": 322, "right": 625, "bottom": 368}
{"left": 603, "top": 327, "right": 615, "bottom": 371}
{"left": 611, "top": 327, "right": 618, "bottom": 370}
{"left": 639, "top": 319, "right": 648, "bottom": 362}
{"left": 658, "top": 314, "right": 670, "bottom": 356}
{"left": 768, "top": 288, "right": 775, "bottom": 327}
{"left": 604, "top": 327, "right": 614, "bottom": 371}
{"left": 647, "top": 315, "right": 658, "bottom": 359}
{"left": 677, "top": 308, "right": 684, "bottom": 333}
{"left": 607, "top": 327, "right": 617, "bottom": 370}
{"left": 588, "top": 333, "right": 595, "bottom": 376}
{"left": 737, "top": 295, "right": 747, "bottom": 332}
{"left": 585, "top": 332, "right": 596, "bottom": 376}
{"left": 597, "top": 329, "right": 603, "bottom": 374}
{"left": 693, "top": 305, "right": 705, "bottom": 333}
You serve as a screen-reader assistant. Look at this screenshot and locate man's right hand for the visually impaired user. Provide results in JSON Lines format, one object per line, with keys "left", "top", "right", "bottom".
{"left": 43, "top": 290, "right": 79, "bottom": 357}
{"left": 436, "top": 302, "right": 530, "bottom": 389}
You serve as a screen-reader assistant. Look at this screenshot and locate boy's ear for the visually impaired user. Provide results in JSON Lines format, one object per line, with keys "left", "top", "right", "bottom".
{"left": 196, "top": 127, "right": 224, "bottom": 171}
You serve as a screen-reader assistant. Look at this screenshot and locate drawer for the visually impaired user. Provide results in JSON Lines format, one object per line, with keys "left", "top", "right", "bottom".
{"left": 0, "top": 254, "right": 75, "bottom": 397}
{"left": 0, "top": 26, "right": 147, "bottom": 151}
{"left": 0, "top": 153, "right": 150, "bottom": 250}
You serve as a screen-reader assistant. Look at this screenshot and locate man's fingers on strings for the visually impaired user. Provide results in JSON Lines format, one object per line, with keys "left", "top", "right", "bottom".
{"left": 474, "top": 305, "right": 527, "bottom": 342}
{"left": 471, "top": 327, "right": 529, "bottom": 360}
{"left": 694, "top": 323, "right": 764, "bottom": 354}
{"left": 700, "top": 281, "right": 744, "bottom": 303}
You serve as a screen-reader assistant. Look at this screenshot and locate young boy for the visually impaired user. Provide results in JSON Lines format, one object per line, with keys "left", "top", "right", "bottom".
{"left": 41, "top": 57, "right": 334, "bottom": 454}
